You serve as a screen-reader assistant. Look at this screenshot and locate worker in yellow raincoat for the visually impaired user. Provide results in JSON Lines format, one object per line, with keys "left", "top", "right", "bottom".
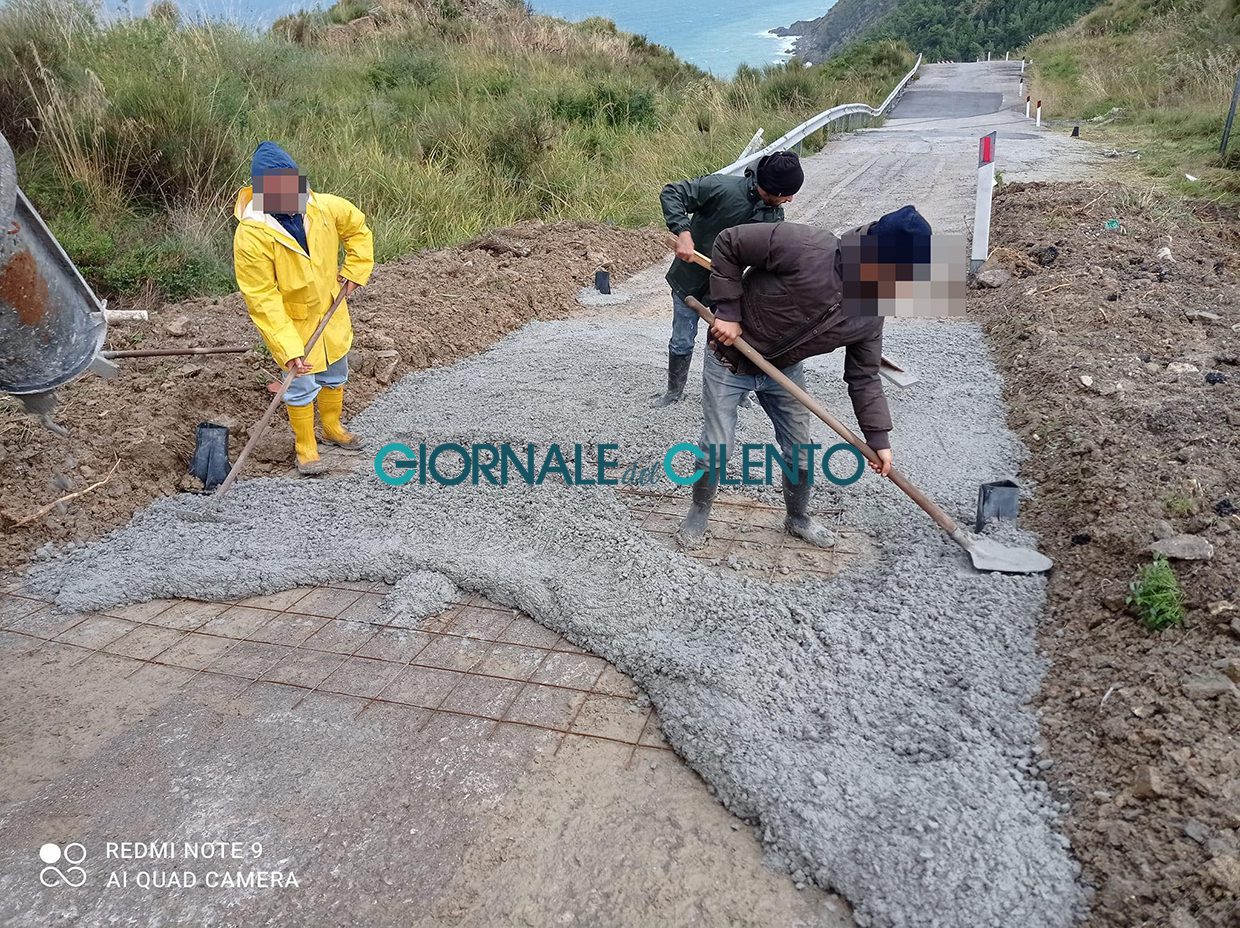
{"left": 233, "top": 141, "right": 375, "bottom": 475}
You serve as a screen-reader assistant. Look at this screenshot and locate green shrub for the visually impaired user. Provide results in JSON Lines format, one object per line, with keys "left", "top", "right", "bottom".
{"left": 551, "top": 81, "right": 658, "bottom": 127}
{"left": 368, "top": 51, "right": 444, "bottom": 91}
{"left": 1126, "top": 554, "right": 1185, "bottom": 631}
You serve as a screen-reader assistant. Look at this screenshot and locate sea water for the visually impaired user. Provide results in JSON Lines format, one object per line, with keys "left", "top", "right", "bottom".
{"left": 118, "top": 0, "right": 836, "bottom": 77}
{"left": 529, "top": 0, "right": 836, "bottom": 76}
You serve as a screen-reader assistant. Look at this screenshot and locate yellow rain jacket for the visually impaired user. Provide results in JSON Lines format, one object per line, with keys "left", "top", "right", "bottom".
{"left": 232, "top": 187, "right": 375, "bottom": 373}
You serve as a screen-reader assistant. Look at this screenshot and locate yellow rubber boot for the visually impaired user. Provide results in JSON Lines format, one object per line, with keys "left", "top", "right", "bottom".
{"left": 287, "top": 403, "right": 328, "bottom": 476}
{"left": 317, "top": 385, "right": 364, "bottom": 450}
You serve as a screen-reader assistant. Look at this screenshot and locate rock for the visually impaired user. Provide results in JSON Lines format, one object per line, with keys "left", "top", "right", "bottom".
{"left": 1181, "top": 671, "right": 1235, "bottom": 700}
{"left": 1080, "top": 374, "right": 1094, "bottom": 387}
{"left": 1032, "top": 244, "right": 1059, "bottom": 266}
{"left": 1156, "top": 246, "right": 1174, "bottom": 262}
{"left": 1132, "top": 765, "right": 1168, "bottom": 798}
{"left": 324, "top": 24, "right": 352, "bottom": 47}
{"left": 1215, "top": 498, "right": 1236, "bottom": 517}
{"left": 1167, "top": 362, "right": 1199, "bottom": 374}
{"left": 1217, "top": 657, "right": 1240, "bottom": 684}
{"left": 975, "top": 267, "right": 1010, "bottom": 288}
{"left": 1097, "top": 380, "right": 1118, "bottom": 396}
{"left": 1183, "top": 819, "right": 1210, "bottom": 845}
{"left": 1206, "top": 854, "right": 1240, "bottom": 894}
{"left": 1169, "top": 908, "right": 1202, "bottom": 928}
{"left": 348, "top": 13, "right": 378, "bottom": 35}
{"left": 165, "top": 314, "right": 191, "bottom": 336}
{"left": 1205, "top": 371, "right": 1227, "bottom": 385}
{"left": 1232, "top": 616, "right": 1240, "bottom": 639}
{"left": 1151, "top": 519, "right": 1176, "bottom": 540}
{"left": 1149, "top": 534, "right": 1214, "bottom": 560}
{"left": 1184, "top": 309, "right": 1220, "bottom": 323}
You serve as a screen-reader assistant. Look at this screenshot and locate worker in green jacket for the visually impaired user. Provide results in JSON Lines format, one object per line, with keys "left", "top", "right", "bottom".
{"left": 652, "top": 151, "right": 803, "bottom": 407}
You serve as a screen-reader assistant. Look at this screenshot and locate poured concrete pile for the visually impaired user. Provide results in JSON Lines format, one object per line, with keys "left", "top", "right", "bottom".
{"left": 27, "top": 316, "right": 1085, "bottom": 927}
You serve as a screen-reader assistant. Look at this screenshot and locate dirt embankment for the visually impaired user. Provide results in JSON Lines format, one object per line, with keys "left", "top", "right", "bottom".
{"left": 971, "top": 182, "right": 1239, "bottom": 928}
{"left": 0, "top": 221, "right": 665, "bottom": 569}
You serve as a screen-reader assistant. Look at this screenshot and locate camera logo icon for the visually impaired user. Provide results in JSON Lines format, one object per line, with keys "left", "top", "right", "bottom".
{"left": 39, "top": 843, "right": 87, "bottom": 888}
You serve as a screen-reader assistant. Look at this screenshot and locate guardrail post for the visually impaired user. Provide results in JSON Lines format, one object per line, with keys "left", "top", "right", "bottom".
{"left": 970, "top": 131, "right": 997, "bottom": 274}
{"left": 1220, "top": 68, "right": 1240, "bottom": 157}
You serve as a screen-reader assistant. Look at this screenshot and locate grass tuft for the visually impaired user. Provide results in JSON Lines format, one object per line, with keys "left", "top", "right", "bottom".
{"left": 1126, "top": 554, "right": 1186, "bottom": 631}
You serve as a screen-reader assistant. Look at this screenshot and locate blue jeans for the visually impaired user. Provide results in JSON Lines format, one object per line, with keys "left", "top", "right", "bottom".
{"left": 284, "top": 354, "right": 349, "bottom": 407}
{"left": 700, "top": 348, "right": 813, "bottom": 478}
{"left": 669, "top": 291, "right": 700, "bottom": 357}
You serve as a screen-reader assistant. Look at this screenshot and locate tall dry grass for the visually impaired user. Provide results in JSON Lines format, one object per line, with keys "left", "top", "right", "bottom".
{"left": 0, "top": 0, "right": 914, "bottom": 299}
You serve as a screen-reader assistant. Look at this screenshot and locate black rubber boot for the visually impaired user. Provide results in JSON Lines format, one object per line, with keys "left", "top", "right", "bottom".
{"left": 676, "top": 475, "right": 718, "bottom": 549}
{"left": 651, "top": 351, "right": 692, "bottom": 407}
{"left": 783, "top": 470, "right": 836, "bottom": 548}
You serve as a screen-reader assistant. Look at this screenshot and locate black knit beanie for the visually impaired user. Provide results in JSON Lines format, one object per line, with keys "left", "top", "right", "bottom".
{"left": 755, "top": 151, "right": 804, "bottom": 197}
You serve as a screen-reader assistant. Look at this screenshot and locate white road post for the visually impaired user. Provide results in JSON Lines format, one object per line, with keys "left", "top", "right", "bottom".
{"left": 970, "top": 131, "right": 997, "bottom": 274}
{"left": 1025, "top": 96, "right": 1030, "bottom": 119}
{"left": 1036, "top": 100, "right": 1042, "bottom": 127}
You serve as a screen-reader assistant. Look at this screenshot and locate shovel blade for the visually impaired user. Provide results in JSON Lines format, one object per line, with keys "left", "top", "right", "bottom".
{"left": 957, "top": 531, "right": 1053, "bottom": 574}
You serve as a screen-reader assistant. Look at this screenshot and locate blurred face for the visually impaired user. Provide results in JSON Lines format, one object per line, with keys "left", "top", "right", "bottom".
{"left": 857, "top": 261, "right": 914, "bottom": 301}
{"left": 253, "top": 169, "right": 307, "bottom": 214}
{"left": 757, "top": 186, "right": 795, "bottom": 207}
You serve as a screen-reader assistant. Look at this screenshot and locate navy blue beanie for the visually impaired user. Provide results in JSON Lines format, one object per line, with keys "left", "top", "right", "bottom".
{"left": 870, "top": 205, "right": 932, "bottom": 265}
{"left": 251, "top": 141, "right": 298, "bottom": 177}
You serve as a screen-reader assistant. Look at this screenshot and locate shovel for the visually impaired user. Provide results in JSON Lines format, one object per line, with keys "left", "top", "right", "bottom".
{"left": 662, "top": 233, "right": 919, "bottom": 387}
{"left": 683, "top": 295, "right": 1051, "bottom": 574}
{"left": 176, "top": 287, "right": 350, "bottom": 523}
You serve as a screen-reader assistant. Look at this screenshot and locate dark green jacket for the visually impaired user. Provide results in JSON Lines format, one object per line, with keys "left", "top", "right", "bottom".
{"left": 661, "top": 170, "right": 784, "bottom": 302}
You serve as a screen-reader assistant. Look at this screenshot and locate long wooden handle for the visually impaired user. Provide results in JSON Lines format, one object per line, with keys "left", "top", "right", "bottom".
{"left": 215, "top": 287, "right": 350, "bottom": 499}
{"left": 683, "top": 295, "right": 958, "bottom": 534}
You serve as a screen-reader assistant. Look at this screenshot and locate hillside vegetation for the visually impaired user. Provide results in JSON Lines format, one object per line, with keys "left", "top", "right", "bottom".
{"left": 0, "top": 0, "right": 913, "bottom": 303}
{"left": 1028, "top": 0, "right": 1240, "bottom": 198}
{"left": 782, "top": 0, "right": 1104, "bottom": 63}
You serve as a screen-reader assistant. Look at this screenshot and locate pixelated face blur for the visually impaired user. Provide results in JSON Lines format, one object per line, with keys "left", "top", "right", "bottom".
{"left": 840, "top": 231, "right": 967, "bottom": 319}
{"left": 253, "top": 169, "right": 308, "bottom": 215}
{"left": 757, "top": 186, "right": 795, "bottom": 207}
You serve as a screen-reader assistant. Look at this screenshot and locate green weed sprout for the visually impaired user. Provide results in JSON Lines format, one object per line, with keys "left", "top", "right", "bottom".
{"left": 1126, "top": 554, "right": 1185, "bottom": 632}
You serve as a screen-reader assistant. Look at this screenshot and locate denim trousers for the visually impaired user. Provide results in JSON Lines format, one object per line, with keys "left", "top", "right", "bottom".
{"left": 284, "top": 354, "right": 349, "bottom": 407}
{"left": 668, "top": 291, "right": 701, "bottom": 357}
{"left": 699, "top": 347, "right": 813, "bottom": 478}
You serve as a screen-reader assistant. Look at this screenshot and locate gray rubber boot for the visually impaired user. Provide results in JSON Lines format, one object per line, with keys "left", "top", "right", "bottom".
{"left": 783, "top": 470, "right": 836, "bottom": 548}
{"left": 651, "top": 351, "right": 692, "bottom": 407}
{"left": 675, "top": 475, "right": 718, "bottom": 549}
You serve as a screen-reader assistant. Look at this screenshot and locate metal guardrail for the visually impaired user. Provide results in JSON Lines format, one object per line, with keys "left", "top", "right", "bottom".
{"left": 715, "top": 54, "right": 923, "bottom": 176}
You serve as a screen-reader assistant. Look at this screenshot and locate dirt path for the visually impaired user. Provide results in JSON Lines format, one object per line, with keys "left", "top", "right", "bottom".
{"left": 971, "top": 182, "right": 1240, "bottom": 928}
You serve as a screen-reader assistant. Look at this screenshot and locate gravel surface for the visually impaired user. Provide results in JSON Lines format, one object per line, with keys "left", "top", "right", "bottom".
{"left": 28, "top": 315, "right": 1086, "bottom": 928}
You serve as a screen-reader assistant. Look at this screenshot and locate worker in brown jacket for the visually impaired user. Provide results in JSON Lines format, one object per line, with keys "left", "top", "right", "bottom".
{"left": 677, "top": 206, "right": 931, "bottom": 548}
